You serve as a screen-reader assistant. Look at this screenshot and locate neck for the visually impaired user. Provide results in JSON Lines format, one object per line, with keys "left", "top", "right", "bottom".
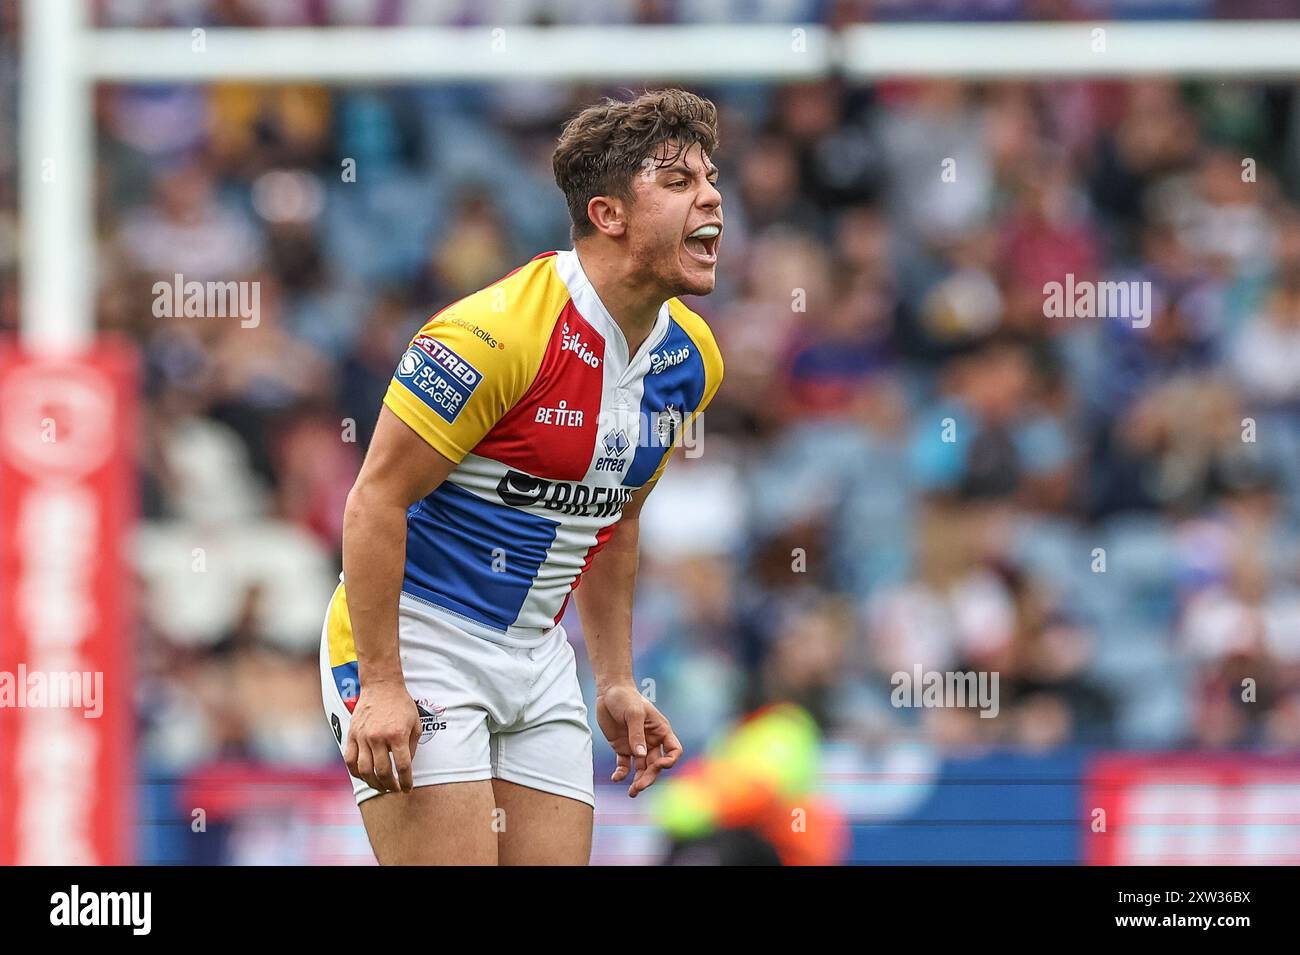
{"left": 573, "top": 241, "right": 664, "bottom": 355}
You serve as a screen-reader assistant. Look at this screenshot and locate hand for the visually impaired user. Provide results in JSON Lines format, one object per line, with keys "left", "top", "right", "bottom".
{"left": 595, "top": 683, "right": 683, "bottom": 798}
{"left": 344, "top": 679, "right": 420, "bottom": 794}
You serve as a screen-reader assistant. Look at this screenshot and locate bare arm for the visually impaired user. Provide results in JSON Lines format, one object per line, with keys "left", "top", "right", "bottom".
{"left": 573, "top": 482, "right": 651, "bottom": 694}
{"left": 341, "top": 404, "right": 458, "bottom": 793}
{"left": 575, "top": 480, "right": 683, "bottom": 797}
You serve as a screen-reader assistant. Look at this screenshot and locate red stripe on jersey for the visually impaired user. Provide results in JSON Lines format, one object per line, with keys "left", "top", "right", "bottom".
{"left": 474, "top": 300, "right": 605, "bottom": 481}
{"left": 581, "top": 521, "right": 618, "bottom": 576}
{"left": 554, "top": 520, "right": 620, "bottom": 623}
{"left": 553, "top": 592, "right": 571, "bottom": 625}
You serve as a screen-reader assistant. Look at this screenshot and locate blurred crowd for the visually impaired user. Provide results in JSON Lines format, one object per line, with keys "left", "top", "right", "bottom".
{"left": 4, "top": 12, "right": 1300, "bottom": 782}
{"left": 81, "top": 0, "right": 1300, "bottom": 28}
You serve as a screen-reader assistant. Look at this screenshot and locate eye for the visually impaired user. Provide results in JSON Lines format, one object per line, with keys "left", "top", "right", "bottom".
{"left": 669, "top": 180, "right": 688, "bottom": 189}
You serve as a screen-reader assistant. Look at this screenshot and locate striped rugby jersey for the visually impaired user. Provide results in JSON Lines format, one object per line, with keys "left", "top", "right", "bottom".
{"left": 373, "top": 248, "right": 723, "bottom": 646}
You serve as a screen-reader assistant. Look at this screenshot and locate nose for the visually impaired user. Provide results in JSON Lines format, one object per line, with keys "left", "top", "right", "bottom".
{"left": 698, "top": 178, "right": 722, "bottom": 213}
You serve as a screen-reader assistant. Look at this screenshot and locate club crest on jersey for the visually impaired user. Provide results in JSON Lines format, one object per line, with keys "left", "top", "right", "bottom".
{"left": 561, "top": 323, "right": 601, "bottom": 368}
{"left": 654, "top": 405, "right": 683, "bottom": 447}
{"left": 415, "top": 699, "right": 447, "bottom": 743}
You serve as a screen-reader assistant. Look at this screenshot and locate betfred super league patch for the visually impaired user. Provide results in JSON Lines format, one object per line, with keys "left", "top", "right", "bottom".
{"left": 394, "top": 336, "right": 484, "bottom": 424}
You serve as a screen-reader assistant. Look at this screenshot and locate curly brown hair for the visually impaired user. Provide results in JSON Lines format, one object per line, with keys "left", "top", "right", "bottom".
{"left": 552, "top": 88, "right": 720, "bottom": 242}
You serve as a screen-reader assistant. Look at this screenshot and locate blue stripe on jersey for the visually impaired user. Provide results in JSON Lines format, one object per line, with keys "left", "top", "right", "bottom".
{"left": 624, "top": 319, "right": 709, "bottom": 487}
{"left": 332, "top": 661, "right": 359, "bottom": 702}
{"left": 402, "top": 480, "right": 560, "bottom": 630}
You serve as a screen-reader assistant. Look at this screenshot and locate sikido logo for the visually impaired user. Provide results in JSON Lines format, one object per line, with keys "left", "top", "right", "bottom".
{"left": 561, "top": 323, "right": 601, "bottom": 368}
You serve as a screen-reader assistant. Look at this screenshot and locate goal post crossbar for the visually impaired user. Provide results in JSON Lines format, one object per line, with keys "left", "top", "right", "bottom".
{"left": 23, "top": 13, "right": 1300, "bottom": 350}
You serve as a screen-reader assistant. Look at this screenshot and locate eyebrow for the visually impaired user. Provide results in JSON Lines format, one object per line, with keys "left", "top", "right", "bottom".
{"left": 658, "top": 163, "right": 719, "bottom": 179}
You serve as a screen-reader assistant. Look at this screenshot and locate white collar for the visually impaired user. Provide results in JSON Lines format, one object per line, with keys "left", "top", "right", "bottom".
{"left": 554, "top": 248, "right": 671, "bottom": 367}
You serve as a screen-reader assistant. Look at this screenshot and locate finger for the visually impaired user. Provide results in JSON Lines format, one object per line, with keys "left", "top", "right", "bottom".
{"left": 624, "top": 712, "right": 650, "bottom": 764}
{"left": 608, "top": 753, "right": 629, "bottom": 784}
{"left": 625, "top": 715, "right": 648, "bottom": 771}
{"left": 630, "top": 760, "right": 663, "bottom": 796}
{"left": 657, "top": 731, "right": 684, "bottom": 769}
{"left": 629, "top": 752, "right": 652, "bottom": 798}
{"left": 630, "top": 742, "right": 670, "bottom": 796}
{"left": 392, "top": 737, "right": 414, "bottom": 794}
{"left": 370, "top": 741, "right": 397, "bottom": 793}
{"left": 344, "top": 729, "right": 360, "bottom": 777}
{"left": 355, "top": 736, "right": 374, "bottom": 787}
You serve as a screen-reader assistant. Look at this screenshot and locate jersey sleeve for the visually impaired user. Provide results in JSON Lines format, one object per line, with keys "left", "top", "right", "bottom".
{"left": 645, "top": 311, "right": 725, "bottom": 487}
{"left": 382, "top": 305, "right": 533, "bottom": 463}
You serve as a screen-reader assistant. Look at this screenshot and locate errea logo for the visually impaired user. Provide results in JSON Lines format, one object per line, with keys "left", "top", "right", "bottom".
{"left": 603, "top": 429, "right": 630, "bottom": 457}
{"left": 595, "top": 429, "right": 631, "bottom": 473}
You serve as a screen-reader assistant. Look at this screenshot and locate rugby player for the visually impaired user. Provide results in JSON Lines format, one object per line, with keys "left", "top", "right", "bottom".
{"left": 319, "top": 88, "right": 725, "bottom": 864}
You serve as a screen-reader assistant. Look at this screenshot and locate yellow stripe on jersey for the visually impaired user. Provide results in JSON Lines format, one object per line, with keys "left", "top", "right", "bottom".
{"left": 647, "top": 298, "right": 726, "bottom": 486}
{"left": 383, "top": 256, "right": 571, "bottom": 463}
{"left": 326, "top": 581, "right": 357, "bottom": 668}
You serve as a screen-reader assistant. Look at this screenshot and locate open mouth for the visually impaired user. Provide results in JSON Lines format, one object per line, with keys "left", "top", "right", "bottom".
{"left": 684, "top": 224, "right": 721, "bottom": 264}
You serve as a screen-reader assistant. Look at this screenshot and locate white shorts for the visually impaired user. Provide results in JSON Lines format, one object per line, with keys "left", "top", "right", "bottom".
{"left": 319, "top": 588, "right": 595, "bottom": 808}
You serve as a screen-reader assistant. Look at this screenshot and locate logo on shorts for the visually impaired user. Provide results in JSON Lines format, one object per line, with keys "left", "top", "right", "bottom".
{"left": 415, "top": 699, "right": 448, "bottom": 743}
{"left": 331, "top": 712, "right": 343, "bottom": 745}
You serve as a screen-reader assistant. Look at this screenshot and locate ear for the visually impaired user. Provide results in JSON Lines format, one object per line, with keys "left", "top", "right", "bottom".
{"left": 586, "top": 195, "right": 627, "bottom": 238}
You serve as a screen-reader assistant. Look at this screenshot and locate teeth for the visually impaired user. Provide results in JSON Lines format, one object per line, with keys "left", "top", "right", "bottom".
{"left": 688, "top": 225, "right": 720, "bottom": 239}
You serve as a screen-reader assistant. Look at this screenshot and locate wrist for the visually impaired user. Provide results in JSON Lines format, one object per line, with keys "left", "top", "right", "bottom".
{"left": 360, "top": 667, "right": 406, "bottom": 689}
{"left": 595, "top": 674, "right": 636, "bottom": 695}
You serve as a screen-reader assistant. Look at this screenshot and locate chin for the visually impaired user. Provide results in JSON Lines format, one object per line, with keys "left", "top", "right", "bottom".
{"left": 681, "top": 275, "right": 716, "bottom": 296}
{"left": 673, "top": 265, "right": 717, "bottom": 297}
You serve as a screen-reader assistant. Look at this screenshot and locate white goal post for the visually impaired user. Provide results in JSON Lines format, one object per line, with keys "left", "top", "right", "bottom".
{"left": 21, "top": 3, "right": 1300, "bottom": 352}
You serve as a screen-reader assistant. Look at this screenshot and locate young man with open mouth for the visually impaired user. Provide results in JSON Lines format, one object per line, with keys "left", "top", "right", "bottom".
{"left": 319, "top": 88, "right": 725, "bottom": 864}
